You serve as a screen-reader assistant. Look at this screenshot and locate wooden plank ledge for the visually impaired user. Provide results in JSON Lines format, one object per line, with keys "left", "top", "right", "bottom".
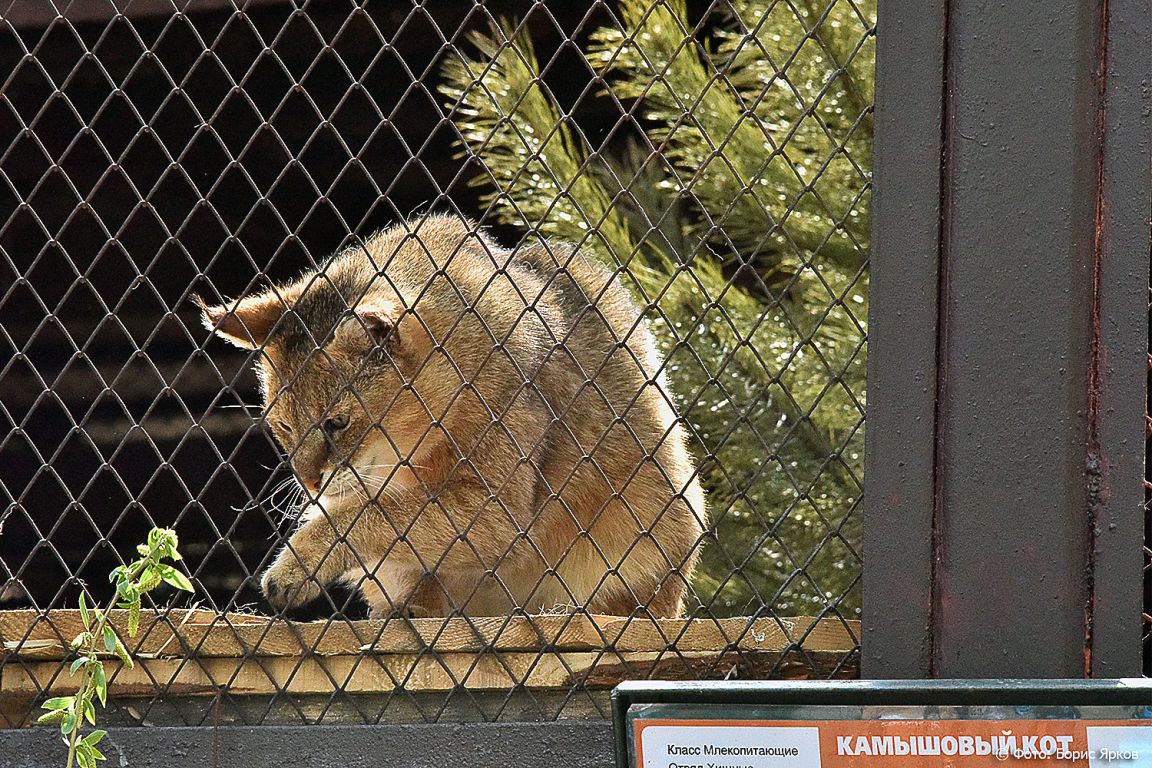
{"left": 0, "top": 610, "right": 858, "bottom": 658}
{"left": 0, "top": 610, "right": 860, "bottom": 698}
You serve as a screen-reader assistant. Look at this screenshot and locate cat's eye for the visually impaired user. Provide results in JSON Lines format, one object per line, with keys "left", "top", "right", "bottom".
{"left": 276, "top": 421, "right": 292, "bottom": 434}
{"left": 322, "top": 416, "right": 348, "bottom": 436}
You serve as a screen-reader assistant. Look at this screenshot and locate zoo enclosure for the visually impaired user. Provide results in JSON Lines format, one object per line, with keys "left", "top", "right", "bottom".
{"left": 0, "top": 0, "right": 870, "bottom": 728}
{"left": 0, "top": 0, "right": 1148, "bottom": 754}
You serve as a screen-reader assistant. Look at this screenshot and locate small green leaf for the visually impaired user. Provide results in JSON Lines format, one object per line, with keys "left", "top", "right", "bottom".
{"left": 168, "top": 572, "right": 194, "bottom": 591}
{"left": 118, "top": 559, "right": 145, "bottom": 583}
{"left": 80, "top": 742, "right": 107, "bottom": 764}
{"left": 102, "top": 625, "right": 116, "bottom": 653}
{"left": 42, "top": 696, "right": 73, "bottom": 711}
{"left": 93, "top": 663, "right": 107, "bottom": 706}
{"left": 156, "top": 565, "right": 194, "bottom": 592}
{"left": 61, "top": 711, "right": 77, "bottom": 735}
{"left": 84, "top": 699, "right": 96, "bottom": 725}
{"left": 137, "top": 544, "right": 150, "bottom": 556}
{"left": 70, "top": 632, "right": 88, "bottom": 650}
{"left": 79, "top": 592, "right": 90, "bottom": 630}
{"left": 147, "top": 527, "right": 179, "bottom": 557}
{"left": 82, "top": 729, "right": 107, "bottom": 747}
{"left": 36, "top": 709, "right": 66, "bottom": 724}
{"left": 70, "top": 656, "right": 88, "bottom": 675}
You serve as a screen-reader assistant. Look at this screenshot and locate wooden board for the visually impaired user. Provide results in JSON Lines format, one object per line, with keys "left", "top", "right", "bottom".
{"left": 0, "top": 648, "right": 854, "bottom": 697}
{"left": 0, "top": 610, "right": 859, "bottom": 700}
{"left": 0, "top": 610, "right": 858, "bottom": 658}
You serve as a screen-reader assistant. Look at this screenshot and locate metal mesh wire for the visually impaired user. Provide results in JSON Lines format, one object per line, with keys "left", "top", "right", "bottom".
{"left": 0, "top": 0, "right": 872, "bottom": 724}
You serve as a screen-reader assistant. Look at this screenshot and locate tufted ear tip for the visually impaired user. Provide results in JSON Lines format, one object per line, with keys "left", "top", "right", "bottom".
{"left": 338, "top": 298, "right": 400, "bottom": 353}
{"left": 194, "top": 287, "right": 298, "bottom": 350}
{"left": 192, "top": 294, "right": 225, "bottom": 332}
{"left": 359, "top": 308, "right": 396, "bottom": 348}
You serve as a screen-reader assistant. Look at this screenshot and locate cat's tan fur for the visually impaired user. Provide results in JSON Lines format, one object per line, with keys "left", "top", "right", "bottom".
{"left": 198, "top": 215, "right": 705, "bottom": 617}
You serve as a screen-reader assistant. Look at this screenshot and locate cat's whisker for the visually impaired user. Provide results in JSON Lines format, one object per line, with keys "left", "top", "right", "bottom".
{"left": 325, "top": 469, "right": 408, "bottom": 508}
{"left": 351, "top": 480, "right": 403, "bottom": 505}
{"left": 266, "top": 491, "right": 291, "bottom": 519}
{"left": 232, "top": 476, "right": 296, "bottom": 513}
{"left": 342, "top": 474, "right": 394, "bottom": 494}
{"left": 278, "top": 485, "right": 306, "bottom": 523}
{"left": 250, "top": 476, "right": 308, "bottom": 524}
{"left": 354, "top": 462, "right": 431, "bottom": 472}
{"left": 323, "top": 472, "right": 364, "bottom": 499}
{"left": 272, "top": 477, "right": 297, "bottom": 496}
{"left": 266, "top": 478, "right": 298, "bottom": 508}
{"left": 326, "top": 475, "right": 369, "bottom": 506}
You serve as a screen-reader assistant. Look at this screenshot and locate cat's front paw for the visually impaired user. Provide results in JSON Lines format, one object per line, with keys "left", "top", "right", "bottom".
{"left": 367, "top": 604, "right": 418, "bottom": 620}
{"left": 261, "top": 547, "right": 323, "bottom": 611}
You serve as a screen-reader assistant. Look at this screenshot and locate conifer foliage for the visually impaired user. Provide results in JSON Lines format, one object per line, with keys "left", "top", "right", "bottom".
{"left": 440, "top": 0, "right": 875, "bottom": 617}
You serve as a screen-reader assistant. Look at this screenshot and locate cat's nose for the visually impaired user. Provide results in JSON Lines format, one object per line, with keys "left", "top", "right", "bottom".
{"left": 301, "top": 475, "right": 322, "bottom": 493}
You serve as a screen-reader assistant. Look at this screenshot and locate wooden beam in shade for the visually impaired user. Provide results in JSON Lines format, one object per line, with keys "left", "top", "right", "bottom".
{"left": 0, "top": 610, "right": 859, "bottom": 713}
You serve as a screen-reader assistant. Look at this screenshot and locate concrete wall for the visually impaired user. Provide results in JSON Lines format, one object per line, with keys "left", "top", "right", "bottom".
{"left": 3, "top": 722, "right": 615, "bottom": 768}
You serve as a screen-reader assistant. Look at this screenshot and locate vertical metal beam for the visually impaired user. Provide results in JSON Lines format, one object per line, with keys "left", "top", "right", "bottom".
{"left": 861, "top": 0, "right": 947, "bottom": 678}
{"left": 933, "top": 0, "right": 1104, "bottom": 679}
{"left": 1088, "top": 0, "right": 1152, "bottom": 678}
{"left": 865, "top": 0, "right": 1148, "bottom": 677}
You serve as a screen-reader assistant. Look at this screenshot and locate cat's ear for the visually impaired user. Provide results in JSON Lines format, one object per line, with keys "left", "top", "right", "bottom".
{"left": 340, "top": 298, "right": 399, "bottom": 352}
{"left": 194, "top": 286, "right": 299, "bottom": 350}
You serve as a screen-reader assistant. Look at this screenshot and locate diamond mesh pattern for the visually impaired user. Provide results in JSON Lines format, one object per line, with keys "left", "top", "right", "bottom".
{"left": 0, "top": 0, "right": 873, "bottom": 724}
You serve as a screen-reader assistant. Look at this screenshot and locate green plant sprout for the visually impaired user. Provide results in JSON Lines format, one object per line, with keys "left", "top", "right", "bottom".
{"left": 37, "top": 527, "right": 193, "bottom": 768}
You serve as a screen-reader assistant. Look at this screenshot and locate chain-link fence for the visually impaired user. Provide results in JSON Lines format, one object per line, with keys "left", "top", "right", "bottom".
{"left": 0, "top": 0, "right": 872, "bottom": 725}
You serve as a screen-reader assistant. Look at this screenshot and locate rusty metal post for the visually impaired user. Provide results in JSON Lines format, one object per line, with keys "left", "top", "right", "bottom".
{"left": 864, "top": 0, "right": 1150, "bottom": 678}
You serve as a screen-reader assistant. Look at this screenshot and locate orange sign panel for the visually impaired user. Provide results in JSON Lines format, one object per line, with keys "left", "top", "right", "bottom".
{"left": 634, "top": 718, "right": 1152, "bottom": 768}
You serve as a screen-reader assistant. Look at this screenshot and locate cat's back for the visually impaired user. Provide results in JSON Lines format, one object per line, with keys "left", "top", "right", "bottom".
{"left": 350, "top": 219, "right": 666, "bottom": 411}
{"left": 511, "top": 242, "right": 654, "bottom": 367}
{"left": 512, "top": 241, "right": 680, "bottom": 448}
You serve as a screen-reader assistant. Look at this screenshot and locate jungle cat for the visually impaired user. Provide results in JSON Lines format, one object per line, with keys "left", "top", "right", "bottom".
{"left": 198, "top": 215, "right": 706, "bottom": 618}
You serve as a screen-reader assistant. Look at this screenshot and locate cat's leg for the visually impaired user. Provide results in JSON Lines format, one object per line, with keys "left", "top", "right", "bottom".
{"left": 404, "top": 576, "right": 451, "bottom": 617}
{"left": 261, "top": 479, "right": 526, "bottom": 612}
{"left": 438, "top": 570, "right": 517, "bottom": 616}
{"left": 260, "top": 501, "right": 356, "bottom": 610}
{"left": 351, "top": 558, "right": 458, "bottom": 618}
